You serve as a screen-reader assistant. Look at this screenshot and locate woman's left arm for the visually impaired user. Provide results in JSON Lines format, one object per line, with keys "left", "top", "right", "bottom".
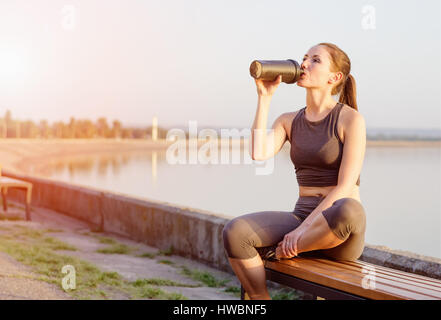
{"left": 278, "top": 111, "right": 366, "bottom": 257}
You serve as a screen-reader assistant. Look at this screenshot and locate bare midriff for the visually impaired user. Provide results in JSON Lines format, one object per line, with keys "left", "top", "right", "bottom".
{"left": 299, "top": 185, "right": 361, "bottom": 202}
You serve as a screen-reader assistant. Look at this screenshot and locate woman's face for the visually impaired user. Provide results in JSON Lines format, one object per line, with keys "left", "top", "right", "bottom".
{"left": 297, "top": 45, "right": 342, "bottom": 90}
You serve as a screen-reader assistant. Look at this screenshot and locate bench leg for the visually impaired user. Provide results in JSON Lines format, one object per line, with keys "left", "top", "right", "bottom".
{"left": 303, "top": 293, "right": 325, "bottom": 300}
{"left": 240, "top": 285, "right": 250, "bottom": 300}
{"left": 26, "top": 186, "right": 32, "bottom": 221}
{"left": 303, "top": 293, "right": 316, "bottom": 300}
{"left": 25, "top": 202, "right": 31, "bottom": 221}
{"left": 1, "top": 188, "right": 7, "bottom": 212}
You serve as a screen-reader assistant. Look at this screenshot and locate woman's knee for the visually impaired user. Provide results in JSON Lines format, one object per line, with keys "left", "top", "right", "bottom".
{"left": 222, "top": 217, "right": 244, "bottom": 245}
{"left": 222, "top": 217, "right": 257, "bottom": 259}
{"left": 331, "top": 198, "right": 366, "bottom": 225}
{"left": 322, "top": 198, "right": 366, "bottom": 240}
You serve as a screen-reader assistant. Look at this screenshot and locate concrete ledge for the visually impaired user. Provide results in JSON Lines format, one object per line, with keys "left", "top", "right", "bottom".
{"left": 3, "top": 170, "right": 232, "bottom": 273}
{"left": 360, "top": 245, "right": 441, "bottom": 280}
{"left": 3, "top": 170, "right": 441, "bottom": 280}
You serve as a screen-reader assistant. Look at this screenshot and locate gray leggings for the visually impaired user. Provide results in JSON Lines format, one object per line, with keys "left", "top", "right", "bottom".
{"left": 223, "top": 196, "right": 366, "bottom": 261}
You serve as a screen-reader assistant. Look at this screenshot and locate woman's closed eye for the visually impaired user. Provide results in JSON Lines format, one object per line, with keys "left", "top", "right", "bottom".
{"left": 302, "top": 58, "right": 320, "bottom": 63}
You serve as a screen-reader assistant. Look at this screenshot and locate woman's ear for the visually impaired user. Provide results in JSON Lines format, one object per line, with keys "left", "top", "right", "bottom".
{"left": 328, "top": 71, "right": 344, "bottom": 85}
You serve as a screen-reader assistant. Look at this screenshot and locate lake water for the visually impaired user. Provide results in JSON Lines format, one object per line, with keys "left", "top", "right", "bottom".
{"left": 40, "top": 142, "right": 441, "bottom": 260}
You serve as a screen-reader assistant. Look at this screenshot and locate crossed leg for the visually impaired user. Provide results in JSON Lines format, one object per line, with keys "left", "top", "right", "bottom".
{"left": 222, "top": 198, "right": 366, "bottom": 300}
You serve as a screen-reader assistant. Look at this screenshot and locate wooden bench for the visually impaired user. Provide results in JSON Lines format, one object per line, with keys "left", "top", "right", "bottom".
{"left": 0, "top": 167, "right": 33, "bottom": 221}
{"left": 240, "top": 257, "right": 441, "bottom": 300}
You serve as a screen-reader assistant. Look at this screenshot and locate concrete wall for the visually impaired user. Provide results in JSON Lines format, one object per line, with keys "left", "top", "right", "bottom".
{"left": 3, "top": 169, "right": 441, "bottom": 280}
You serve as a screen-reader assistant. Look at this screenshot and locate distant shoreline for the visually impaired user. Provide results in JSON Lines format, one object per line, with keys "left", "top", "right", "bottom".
{"left": 184, "top": 138, "right": 441, "bottom": 148}
{"left": 0, "top": 138, "right": 438, "bottom": 176}
{"left": 366, "top": 140, "right": 440, "bottom": 147}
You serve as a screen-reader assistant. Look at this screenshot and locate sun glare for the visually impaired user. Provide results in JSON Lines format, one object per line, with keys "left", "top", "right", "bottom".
{"left": 0, "top": 47, "right": 29, "bottom": 86}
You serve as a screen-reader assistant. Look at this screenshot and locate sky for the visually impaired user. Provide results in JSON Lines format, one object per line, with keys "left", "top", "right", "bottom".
{"left": 0, "top": 0, "right": 440, "bottom": 130}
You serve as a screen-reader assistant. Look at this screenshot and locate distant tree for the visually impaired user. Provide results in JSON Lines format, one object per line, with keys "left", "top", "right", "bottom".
{"left": 0, "top": 118, "right": 6, "bottom": 138}
{"left": 22, "top": 120, "right": 39, "bottom": 138}
{"left": 132, "top": 128, "right": 147, "bottom": 139}
{"left": 52, "top": 121, "right": 65, "bottom": 138}
{"left": 68, "top": 117, "right": 76, "bottom": 139}
{"left": 80, "top": 119, "right": 96, "bottom": 138}
{"left": 4, "top": 110, "right": 11, "bottom": 128}
{"left": 121, "top": 128, "right": 133, "bottom": 139}
{"left": 111, "top": 120, "right": 122, "bottom": 138}
{"left": 4, "top": 110, "right": 13, "bottom": 137}
{"left": 0, "top": 112, "right": 164, "bottom": 139}
{"left": 40, "top": 120, "right": 50, "bottom": 138}
{"left": 96, "top": 117, "right": 109, "bottom": 138}
{"left": 145, "top": 126, "right": 168, "bottom": 139}
{"left": 14, "top": 121, "right": 20, "bottom": 138}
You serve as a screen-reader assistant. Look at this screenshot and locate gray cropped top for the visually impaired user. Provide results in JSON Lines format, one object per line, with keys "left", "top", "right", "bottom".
{"left": 289, "top": 102, "right": 361, "bottom": 187}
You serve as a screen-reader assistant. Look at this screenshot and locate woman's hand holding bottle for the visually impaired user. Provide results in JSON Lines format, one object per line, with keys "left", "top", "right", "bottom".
{"left": 255, "top": 74, "right": 282, "bottom": 97}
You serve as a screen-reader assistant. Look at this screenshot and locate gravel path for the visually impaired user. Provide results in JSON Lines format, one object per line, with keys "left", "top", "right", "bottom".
{"left": 0, "top": 251, "right": 71, "bottom": 300}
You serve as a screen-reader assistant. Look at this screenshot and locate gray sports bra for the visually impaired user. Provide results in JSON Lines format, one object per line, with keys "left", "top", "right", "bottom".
{"left": 289, "top": 102, "right": 361, "bottom": 187}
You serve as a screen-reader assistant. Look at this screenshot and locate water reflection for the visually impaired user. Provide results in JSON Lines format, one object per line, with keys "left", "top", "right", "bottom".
{"left": 29, "top": 151, "right": 165, "bottom": 179}
{"left": 30, "top": 142, "right": 244, "bottom": 180}
{"left": 152, "top": 151, "right": 157, "bottom": 182}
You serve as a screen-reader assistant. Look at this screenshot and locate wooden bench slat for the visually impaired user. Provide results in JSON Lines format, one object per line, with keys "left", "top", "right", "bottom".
{"left": 341, "top": 262, "right": 441, "bottom": 292}
{"left": 296, "top": 259, "right": 441, "bottom": 299}
{"left": 0, "top": 176, "right": 33, "bottom": 220}
{"left": 267, "top": 259, "right": 424, "bottom": 300}
{"left": 342, "top": 259, "right": 438, "bottom": 281}
{"left": 294, "top": 258, "right": 441, "bottom": 299}
{"left": 369, "top": 275, "right": 441, "bottom": 299}
{"left": 341, "top": 260, "right": 441, "bottom": 288}
{"left": 265, "top": 258, "right": 441, "bottom": 300}
{"left": 0, "top": 177, "right": 32, "bottom": 187}
{"left": 265, "top": 259, "right": 399, "bottom": 299}
{"left": 317, "top": 258, "right": 441, "bottom": 292}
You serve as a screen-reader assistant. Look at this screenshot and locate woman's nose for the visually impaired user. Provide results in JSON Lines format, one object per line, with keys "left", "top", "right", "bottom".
{"left": 301, "top": 60, "right": 308, "bottom": 70}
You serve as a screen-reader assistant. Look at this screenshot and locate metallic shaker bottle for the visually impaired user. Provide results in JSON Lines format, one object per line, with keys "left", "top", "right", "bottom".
{"left": 249, "top": 59, "right": 304, "bottom": 84}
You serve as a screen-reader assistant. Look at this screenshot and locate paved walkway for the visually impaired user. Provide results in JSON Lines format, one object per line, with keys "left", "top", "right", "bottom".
{"left": 0, "top": 203, "right": 241, "bottom": 300}
{"left": 0, "top": 251, "right": 71, "bottom": 299}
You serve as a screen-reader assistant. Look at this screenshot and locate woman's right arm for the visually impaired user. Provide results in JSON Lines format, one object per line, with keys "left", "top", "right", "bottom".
{"left": 249, "top": 75, "right": 288, "bottom": 161}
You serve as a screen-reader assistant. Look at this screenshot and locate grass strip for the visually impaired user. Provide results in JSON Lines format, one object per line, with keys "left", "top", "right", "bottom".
{"left": 0, "top": 224, "right": 188, "bottom": 300}
{"left": 179, "top": 266, "right": 230, "bottom": 288}
{"left": 131, "top": 278, "right": 200, "bottom": 288}
{"left": 96, "top": 243, "right": 132, "bottom": 254}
